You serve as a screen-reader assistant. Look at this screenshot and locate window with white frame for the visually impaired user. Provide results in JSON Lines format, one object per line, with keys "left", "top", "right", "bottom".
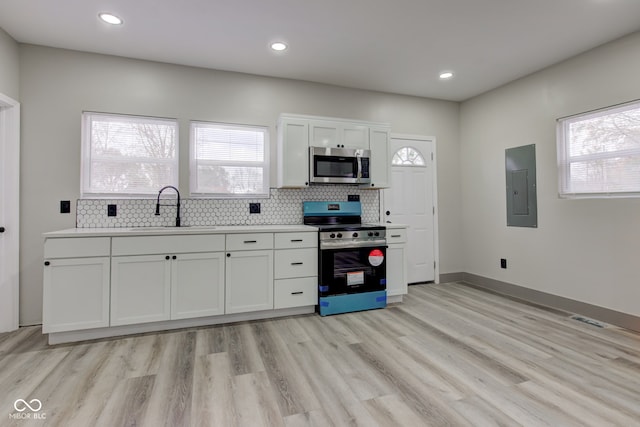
{"left": 190, "top": 121, "right": 269, "bottom": 197}
{"left": 81, "top": 112, "right": 178, "bottom": 197}
{"left": 557, "top": 100, "right": 640, "bottom": 198}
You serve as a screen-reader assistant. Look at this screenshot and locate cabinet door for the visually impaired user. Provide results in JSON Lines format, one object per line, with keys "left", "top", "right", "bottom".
{"left": 171, "top": 252, "right": 225, "bottom": 320}
{"left": 310, "top": 121, "right": 340, "bottom": 148}
{"left": 111, "top": 255, "right": 171, "bottom": 326}
{"left": 225, "top": 250, "right": 274, "bottom": 314}
{"left": 277, "top": 118, "right": 309, "bottom": 188}
{"left": 43, "top": 257, "right": 110, "bottom": 333}
{"left": 386, "top": 244, "right": 408, "bottom": 296}
{"left": 369, "top": 126, "right": 390, "bottom": 188}
{"left": 342, "top": 124, "right": 369, "bottom": 149}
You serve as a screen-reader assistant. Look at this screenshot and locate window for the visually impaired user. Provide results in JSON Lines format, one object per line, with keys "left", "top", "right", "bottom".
{"left": 81, "top": 112, "right": 178, "bottom": 197}
{"left": 190, "top": 121, "right": 269, "bottom": 198}
{"left": 391, "top": 146, "right": 426, "bottom": 166}
{"left": 557, "top": 100, "right": 640, "bottom": 198}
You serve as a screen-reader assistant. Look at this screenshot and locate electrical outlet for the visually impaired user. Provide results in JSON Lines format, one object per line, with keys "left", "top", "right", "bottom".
{"left": 500, "top": 258, "right": 507, "bottom": 269}
{"left": 60, "top": 200, "right": 71, "bottom": 214}
{"left": 107, "top": 204, "right": 117, "bottom": 217}
{"left": 348, "top": 194, "right": 360, "bottom": 201}
{"left": 249, "top": 203, "right": 261, "bottom": 214}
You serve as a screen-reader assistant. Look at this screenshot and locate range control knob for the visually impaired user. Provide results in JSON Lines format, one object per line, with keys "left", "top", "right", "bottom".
{"left": 330, "top": 233, "right": 336, "bottom": 238}
{"left": 337, "top": 233, "right": 343, "bottom": 238}
{"left": 368, "top": 232, "right": 374, "bottom": 237}
{"left": 353, "top": 232, "right": 359, "bottom": 238}
{"left": 374, "top": 231, "right": 380, "bottom": 236}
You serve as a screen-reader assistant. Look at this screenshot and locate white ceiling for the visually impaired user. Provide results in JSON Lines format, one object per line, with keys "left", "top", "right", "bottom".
{"left": 1, "top": 0, "right": 640, "bottom": 101}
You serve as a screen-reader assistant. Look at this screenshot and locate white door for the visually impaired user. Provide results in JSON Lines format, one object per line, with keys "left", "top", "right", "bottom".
{"left": 0, "top": 94, "right": 20, "bottom": 332}
{"left": 383, "top": 136, "right": 436, "bottom": 284}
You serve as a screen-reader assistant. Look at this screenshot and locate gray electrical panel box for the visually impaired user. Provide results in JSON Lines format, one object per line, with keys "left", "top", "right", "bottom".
{"left": 506, "top": 144, "right": 537, "bottom": 227}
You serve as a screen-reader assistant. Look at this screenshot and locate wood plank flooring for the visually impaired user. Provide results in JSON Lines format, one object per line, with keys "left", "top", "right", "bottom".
{"left": 1, "top": 282, "right": 640, "bottom": 426}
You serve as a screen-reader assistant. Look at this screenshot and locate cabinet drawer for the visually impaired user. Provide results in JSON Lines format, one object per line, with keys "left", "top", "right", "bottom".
{"left": 274, "top": 232, "right": 317, "bottom": 249}
{"left": 274, "top": 248, "right": 318, "bottom": 279}
{"left": 44, "top": 237, "right": 110, "bottom": 258}
{"left": 386, "top": 228, "right": 407, "bottom": 244}
{"left": 226, "top": 233, "right": 273, "bottom": 251}
{"left": 274, "top": 277, "right": 318, "bottom": 309}
{"left": 112, "top": 234, "right": 225, "bottom": 256}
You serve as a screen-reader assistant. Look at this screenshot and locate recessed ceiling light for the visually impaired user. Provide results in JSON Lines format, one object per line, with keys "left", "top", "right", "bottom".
{"left": 270, "top": 42, "right": 288, "bottom": 52}
{"left": 99, "top": 13, "right": 123, "bottom": 25}
{"left": 439, "top": 71, "right": 454, "bottom": 80}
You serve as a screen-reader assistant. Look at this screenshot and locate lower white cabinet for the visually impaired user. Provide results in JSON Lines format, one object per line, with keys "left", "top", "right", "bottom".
{"left": 111, "top": 255, "right": 172, "bottom": 326}
{"left": 43, "top": 256, "right": 111, "bottom": 333}
{"left": 225, "top": 249, "right": 274, "bottom": 314}
{"left": 171, "top": 252, "right": 225, "bottom": 320}
{"left": 386, "top": 227, "right": 408, "bottom": 297}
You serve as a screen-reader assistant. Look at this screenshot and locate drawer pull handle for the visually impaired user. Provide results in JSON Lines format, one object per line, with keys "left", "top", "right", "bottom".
{"left": 244, "top": 240, "right": 257, "bottom": 244}
{"left": 291, "top": 262, "right": 303, "bottom": 265}
{"left": 290, "top": 239, "right": 303, "bottom": 242}
{"left": 291, "top": 291, "right": 304, "bottom": 295}
{"left": 391, "top": 234, "right": 401, "bottom": 238}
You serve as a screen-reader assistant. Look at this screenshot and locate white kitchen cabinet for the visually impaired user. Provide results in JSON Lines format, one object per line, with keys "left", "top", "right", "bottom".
{"left": 111, "top": 234, "right": 226, "bottom": 326}
{"left": 368, "top": 126, "right": 391, "bottom": 188}
{"left": 309, "top": 120, "right": 369, "bottom": 149}
{"left": 277, "top": 117, "right": 309, "bottom": 188}
{"left": 274, "top": 231, "right": 318, "bottom": 309}
{"left": 171, "top": 252, "right": 225, "bottom": 320}
{"left": 386, "top": 227, "right": 408, "bottom": 297}
{"left": 43, "top": 237, "right": 111, "bottom": 333}
{"left": 225, "top": 249, "right": 274, "bottom": 314}
{"left": 111, "top": 254, "right": 172, "bottom": 326}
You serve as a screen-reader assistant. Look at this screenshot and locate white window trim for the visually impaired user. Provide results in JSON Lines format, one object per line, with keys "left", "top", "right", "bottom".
{"left": 81, "top": 112, "right": 179, "bottom": 198}
{"left": 557, "top": 100, "right": 640, "bottom": 199}
{"left": 189, "top": 121, "right": 270, "bottom": 199}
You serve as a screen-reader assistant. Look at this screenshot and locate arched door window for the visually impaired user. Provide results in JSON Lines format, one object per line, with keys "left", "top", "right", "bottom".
{"left": 391, "top": 146, "right": 425, "bottom": 166}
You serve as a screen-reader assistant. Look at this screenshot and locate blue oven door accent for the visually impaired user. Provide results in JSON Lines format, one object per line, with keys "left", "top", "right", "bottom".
{"left": 318, "top": 290, "right": 387, "bottom": 316}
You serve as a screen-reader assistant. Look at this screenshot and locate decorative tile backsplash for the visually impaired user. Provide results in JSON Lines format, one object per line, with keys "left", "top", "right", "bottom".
{"left": 76, "top": 187, "right": 380, "bottom": 228}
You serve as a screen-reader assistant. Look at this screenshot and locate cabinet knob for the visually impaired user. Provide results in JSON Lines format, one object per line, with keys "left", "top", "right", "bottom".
{"left": 44, "top": 261, "right": 50, "bottom": 266}
{"left": 0, "top": 226, "right": 5, "bottom": 233}
{"left": 386, "top": 210, "right": 391, "bottom": 215}
{"left": 305, "top": 182, "right": 309, "bottom": 186}
{"left": 172, "top": 255, "right": 177, "bottom": 260}
{"left": 227, "top": 253, "right": 231, "bottom": 257}
{"left": 165, "top": 255, "right": 170, "bottom": 260}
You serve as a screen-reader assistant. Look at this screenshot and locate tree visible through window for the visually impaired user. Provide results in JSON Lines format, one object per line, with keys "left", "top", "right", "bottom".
{"left": 190, "top": 121, "right": 269, "bottom": 197}
{"left": 557, "top": 100, "right": 640, "bottom": 197}
{"left": 81, "top": 112, "right": 178, "bottom": 197}
{"left": 392, "top": 146, "right": 425, "bottom": 166}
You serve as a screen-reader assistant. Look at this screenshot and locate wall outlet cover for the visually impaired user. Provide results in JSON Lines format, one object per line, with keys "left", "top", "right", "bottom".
{"left": 500, "top": 258, "right": 507, "bottom": 269}
{"left": 107, "top": 204, "right": 117, "bottom": 217}
{"left": 348, "top": 194, "right": 360, "bottom": 201}
{"left": 60, "top": 200, "right": 71, "bottom": 214}
{"left": 249, "top": 203, "right": 261, "bottom": 214}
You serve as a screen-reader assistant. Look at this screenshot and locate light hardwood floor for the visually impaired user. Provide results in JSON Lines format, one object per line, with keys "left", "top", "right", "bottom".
{"left": 1, "top": 282, "right": 640, "bottom": 426}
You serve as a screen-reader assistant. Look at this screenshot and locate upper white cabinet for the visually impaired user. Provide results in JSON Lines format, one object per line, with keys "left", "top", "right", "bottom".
{"left": 276, "top": 114, "right": 390, "bottom": 189}
{"left": 369, "top": 126, "right": 391, "bottom": 188}
{"left": 309, "top": 120, "right": 369, "bottom": 149}
{"left": 277, "top": 117, "right": 309, "bottom": 188}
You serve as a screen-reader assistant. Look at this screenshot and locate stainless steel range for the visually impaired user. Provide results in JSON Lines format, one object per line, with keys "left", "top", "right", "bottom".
{"left": 303, "top": 201, "right": 387, "bottom": 316}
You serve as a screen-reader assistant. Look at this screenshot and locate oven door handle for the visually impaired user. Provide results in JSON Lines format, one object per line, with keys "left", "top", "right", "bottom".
{"left": 320, "top": 239, "right": 387, "bottom": 249}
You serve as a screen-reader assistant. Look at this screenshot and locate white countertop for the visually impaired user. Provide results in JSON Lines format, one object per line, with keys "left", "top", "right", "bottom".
{"left": 43, "top": 224, "right": 318, "bottom": 238}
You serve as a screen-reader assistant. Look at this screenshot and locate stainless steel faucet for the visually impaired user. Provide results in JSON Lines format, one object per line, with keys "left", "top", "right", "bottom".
{"left": 155, "top": 185, "right": 181, "bottom": 227}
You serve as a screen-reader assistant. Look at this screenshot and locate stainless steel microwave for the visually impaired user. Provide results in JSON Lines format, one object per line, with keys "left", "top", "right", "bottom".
{"left": 309, "top": 146, "right": 371, "bottom": 185}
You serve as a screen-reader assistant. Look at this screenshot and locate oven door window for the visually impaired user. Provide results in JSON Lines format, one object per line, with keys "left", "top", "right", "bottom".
{"left": 314, "top": 156, "right": 358, "bottom": 178}
{"left": 319, "top": 246, "right": 386, "bottom": 296}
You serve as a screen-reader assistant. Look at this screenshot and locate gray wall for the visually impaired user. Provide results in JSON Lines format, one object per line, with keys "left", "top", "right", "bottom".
{"left": 460, "top": 31, "right": 640, "bottom": 317}
{"left": 0, "top": 27, "right": 19, "bottom": 100}
{"left": 18, "top": 44, "right": 461, "bottom": 325}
